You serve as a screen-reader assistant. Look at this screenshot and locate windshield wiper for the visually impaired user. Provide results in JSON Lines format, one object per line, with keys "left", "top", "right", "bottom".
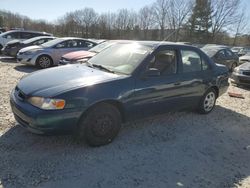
{"left": 92, "top": 64, "right": 115, "bottom": 73}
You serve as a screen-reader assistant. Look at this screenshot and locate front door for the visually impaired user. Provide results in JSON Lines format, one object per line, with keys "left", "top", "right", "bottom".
{"left": 130, "top": 47, "right": 185, "bottom": 118}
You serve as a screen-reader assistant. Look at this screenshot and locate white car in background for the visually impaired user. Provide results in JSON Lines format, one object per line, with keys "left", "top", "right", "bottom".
{"left": 0, "top": 30, "right": 52, "bottom": 50}
{"left": 17, "top": 37, "right": 97, "bottom": 68}
{"left": 239, "top": 52, "right": 250, "bottom": 65}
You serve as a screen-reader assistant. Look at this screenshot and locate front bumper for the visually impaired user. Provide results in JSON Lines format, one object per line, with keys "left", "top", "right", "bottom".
{"left": 1, "top": 47, "right": 18, "bottom": 57}
{"left": 10, "top": 90, "right": 83, "bottom": 134}
{"left": 231, "top": 72, "right": 250, "bottom": 86}
{"left": 16, "top": 53, "right": 37, "bottom": 65}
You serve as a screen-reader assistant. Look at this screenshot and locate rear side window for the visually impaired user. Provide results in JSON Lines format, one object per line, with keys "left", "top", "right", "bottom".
{"left": 225, "top": 49, "right": 234, "bottom": 57}
{"left": 181, "top": 50, "right": 202, "bottom": 72}
{"left": 77, "top": 40, "right": 95, "bottom": 48}
{"left": 215, "top": 50, "right": 226, "bottom": 59}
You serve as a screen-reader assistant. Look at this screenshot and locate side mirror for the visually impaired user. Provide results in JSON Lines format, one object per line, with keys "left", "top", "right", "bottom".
{"left": 145, "top": 68, "right": 160, "bottom": 77}
{"left": 7, "top": 35, "right": 12, "bottom": 39}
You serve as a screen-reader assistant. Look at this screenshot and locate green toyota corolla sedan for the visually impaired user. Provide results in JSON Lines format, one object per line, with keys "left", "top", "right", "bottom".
{"left": 10, "top": 41, "right": 229, "bottom": 146}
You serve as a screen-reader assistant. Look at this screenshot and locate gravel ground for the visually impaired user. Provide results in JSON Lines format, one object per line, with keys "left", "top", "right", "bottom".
{"left": 0, "top": 56, "right": 250, "bottom": 188}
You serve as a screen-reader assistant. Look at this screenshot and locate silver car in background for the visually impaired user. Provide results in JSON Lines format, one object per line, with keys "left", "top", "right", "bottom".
{"left": 17, "top": 37, "right": 97, "bottom": 68}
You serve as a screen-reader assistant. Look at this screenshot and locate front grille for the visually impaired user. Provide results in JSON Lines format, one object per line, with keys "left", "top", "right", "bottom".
{"left": 243, "top": 71, "right": 250, "bottom": 76}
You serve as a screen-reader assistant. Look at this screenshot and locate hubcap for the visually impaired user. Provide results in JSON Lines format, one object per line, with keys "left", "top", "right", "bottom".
{"left": 92, "top": 114, "right": 113, "bottom": 137}
{"left": 39, "top": 56, "right": 51, "bottom": 68}
{"left": 204, "top": 92, "right": 215, "bottom": 112}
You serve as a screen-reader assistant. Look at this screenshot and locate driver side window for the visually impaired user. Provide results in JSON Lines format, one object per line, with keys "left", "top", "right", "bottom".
{"left": 148, "top": 50, "right": 177, "bottom": 75}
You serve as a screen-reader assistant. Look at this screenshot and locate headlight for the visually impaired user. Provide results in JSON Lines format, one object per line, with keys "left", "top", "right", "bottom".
{"left": 23, "top": 50, "right": 36, "bottom": 55}
{"left": 234, "top": 67, "right": 243, "bottom": 74}
{"left": 28, "top": 97, "right": 66, "bottom": 110}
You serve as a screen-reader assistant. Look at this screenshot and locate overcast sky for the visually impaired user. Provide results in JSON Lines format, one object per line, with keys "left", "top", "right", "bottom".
{"left": 0, "top": 0, "right": 249, "bottom": 23}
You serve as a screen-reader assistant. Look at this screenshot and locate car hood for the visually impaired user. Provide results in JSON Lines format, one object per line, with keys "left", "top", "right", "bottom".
{"left": 6, "top": 39, "right": 21, "bottom": 45}
{"left": 17, "top": 64, "right": 126, "bottom": 97}
{"left": 239, "top": 55, "right": 250, "bottom": 60}
{"left": 63, "top": 50, "right": 96, "bottom": 60}
{"left": 239, "top": 62, "right": 250, "bottom": 70}
{"left": 19, "top": 45, "right": 44, "bottom": 53}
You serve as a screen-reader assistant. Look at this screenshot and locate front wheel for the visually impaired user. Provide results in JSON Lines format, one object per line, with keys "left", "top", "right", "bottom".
{"left": 76, "top": 103, "right": 122, "bottom": 146}
{"left": 198, "top": 88, "right": 217, "bottom": 114}
{"left": 36, "top": 55, "right": 53, "bottom": 69}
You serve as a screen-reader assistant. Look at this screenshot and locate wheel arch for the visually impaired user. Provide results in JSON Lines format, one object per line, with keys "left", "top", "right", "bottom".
{"left": 35, "top": 53, "right": 54, "bottom": 66}
{"left": 78, "top": 100, "right": 126, "bottom": 125}
{"left": 208, "top": 85, "right": 219, "bottom": 98}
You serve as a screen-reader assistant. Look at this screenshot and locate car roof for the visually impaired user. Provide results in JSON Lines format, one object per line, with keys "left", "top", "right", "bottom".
{"left": 105, "top": 40, "right": 193, "bottom": 49}
{"left": 0, "top": 30, "right": 52, "bottom": 36}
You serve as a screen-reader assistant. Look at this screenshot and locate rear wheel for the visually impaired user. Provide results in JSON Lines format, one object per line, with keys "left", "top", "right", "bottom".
{"left": 36, "top": 55, "right": 53, "bottom": 69}
{"left": 198, "top": 88, "right": 217, "bottom": 114}
{"left": 76, "top": 103, "right": 121, "bottom": 146}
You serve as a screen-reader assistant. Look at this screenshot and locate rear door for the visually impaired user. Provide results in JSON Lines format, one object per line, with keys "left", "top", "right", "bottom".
{"left": 178, "top": 48, "right": 212, "bottom": 107}
{"left": 53, "top": 40, "right": 72, "bottom": 64}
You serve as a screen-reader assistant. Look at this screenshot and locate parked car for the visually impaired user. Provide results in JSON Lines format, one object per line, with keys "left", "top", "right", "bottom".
{"left": 201, "top": 46, "right": 239, "bottom": 71}
{"left": 238, "top": 47, "right": 250, "bottom": 57}
{"left": 2, "top": 36, "right": 56, "bottom": 57}
{"left": 0, "top": 30, "right": 52, "bottom": 50}
{"left": 59, "top": 40, "right": 126, "bottom": 65}
{"left": 231, "top": 46, "right": 244, "bottom": 56}
{"left": 17, "top": 37, "right": 97, "bottom": 68}
{"left": 10, "top": 41, "right": 229, "bottom": 146}
{"left": 231, "top": 62, "right": 250, "bottom": 86}
{"left": 0, "top": 27, "right": 6, "bottom": 34}
{"left": 239, "top": 53, "right": 250, "bottom": 65}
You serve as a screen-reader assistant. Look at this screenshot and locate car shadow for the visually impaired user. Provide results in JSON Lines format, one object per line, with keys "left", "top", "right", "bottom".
{"left": 14, "top": 65, "right": 39, "bottom": 73}
{"left": 0, "top": 106, "right": 249, "bottom": 188}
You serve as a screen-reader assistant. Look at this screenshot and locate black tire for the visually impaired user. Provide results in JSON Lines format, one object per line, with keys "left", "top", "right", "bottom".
{"left": 231, "top": 62, "right": 237, "bottom": 72}
{"left": 76, "top": 103, "right": 121, "bottom": 146}
{"left": 197, "top": 88, "right": 217, "bottom": 114}
{"left": 36, "top": 55, "right": 53, "bottom": 69}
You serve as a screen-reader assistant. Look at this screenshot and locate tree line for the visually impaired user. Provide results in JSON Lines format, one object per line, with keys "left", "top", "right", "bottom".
{"left": 0, "top": 0, "right": 249, "bottom": 46}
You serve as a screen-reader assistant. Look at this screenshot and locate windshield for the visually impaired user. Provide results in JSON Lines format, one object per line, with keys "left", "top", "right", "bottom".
{"left": 88, "top": 43, "right": 151, "bottom": 75}
{"left": 41, "top": 38, "right": 64, "bottom": 48}
{"left": 89, "top": 41, "right": 115, "bottom": 53}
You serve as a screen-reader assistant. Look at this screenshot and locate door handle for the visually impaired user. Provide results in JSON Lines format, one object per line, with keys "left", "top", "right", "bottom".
{"left": 174, "top": 82, "right": 181, "bottom": 86}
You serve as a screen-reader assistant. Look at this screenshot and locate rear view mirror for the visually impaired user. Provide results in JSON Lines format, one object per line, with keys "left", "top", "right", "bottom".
{"left": 145, "top": 68, "right": 160, "bottom": 77}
